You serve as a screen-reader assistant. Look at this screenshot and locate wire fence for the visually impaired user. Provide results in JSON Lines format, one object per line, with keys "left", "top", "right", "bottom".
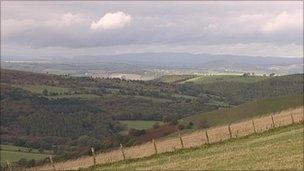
{"left": 30, "top": 107, "right": 303, "bottom": 170}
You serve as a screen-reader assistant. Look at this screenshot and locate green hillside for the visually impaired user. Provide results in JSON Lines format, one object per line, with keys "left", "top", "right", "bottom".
{"left": 91, "top": 124, "right": 304, "bottom": 170}
{"left": 155, "top": 75, "right": 197, "bottom": 83}
{"left": 181, "top": 95, "right": 303, "bottom": 128}
{"left": 183, "top": 75, "right": 267, "bottom": 84}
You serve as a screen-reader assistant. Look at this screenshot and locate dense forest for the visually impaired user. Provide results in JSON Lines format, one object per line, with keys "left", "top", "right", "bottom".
{"left": 1, "top": 69, "right": 303, "bottom": 167}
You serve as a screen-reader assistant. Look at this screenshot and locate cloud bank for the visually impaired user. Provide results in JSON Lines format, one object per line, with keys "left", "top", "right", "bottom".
{"left": 1, "top": 1, "right": 303, "bottom": 58}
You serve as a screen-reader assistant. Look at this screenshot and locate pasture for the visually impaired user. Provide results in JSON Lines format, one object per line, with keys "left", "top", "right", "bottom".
{"left": 0, "top": 145, "right": 51, "bottom": 165}
{"left": 181, "top": 94, "right": 304, "bottom": 128}
{"left": 93, "top": 124, "right": 303, "bottom": 170}
{"left": 183, "top": 75, "right": 268, "bottom": 84}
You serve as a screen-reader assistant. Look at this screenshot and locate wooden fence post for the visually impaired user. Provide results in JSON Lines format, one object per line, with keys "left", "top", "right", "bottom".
{"left": 152, "top": 139, "right": 158, "bottom": 154}
{"left": 290, "top": 114, "right": 295, "bottom": 124}
{"left": 205, "top": 130, "right": 210, "bottom": 144}
{"left": 251, "top": 119, "right": 256, "bottom": 133}
{"left": 228, "top": 124, "right": 232, "bottom": 138}
{"left": 49, "top": 155, "right": 56, "bottom": 171}
{"left": 6, "top": 161, "right": 11, "bottom": 171}
{"left": 271, "top": 115, "right": 275, "bottom": 128}
{"left": 91, "top": 147, "right": 96, "bottom": 167}
{"left": 179, "top": 132, "right": 184, "bottom": 148}
{"left": 120, "top": 144, "right": 126, "bottom": 160}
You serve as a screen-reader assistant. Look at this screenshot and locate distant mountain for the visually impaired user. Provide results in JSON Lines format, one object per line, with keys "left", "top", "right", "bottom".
{"left": 67, "top": 53, "right": 303, "bottom": 73}
{"left": 2, "top": 53, "right": 303, "bottom": 74}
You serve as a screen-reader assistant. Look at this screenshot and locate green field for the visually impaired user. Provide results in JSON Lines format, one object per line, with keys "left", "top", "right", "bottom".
{"left": 0, "top": 145, "right": 51, "bottom": 165}
{"left": 183, "top": 75, "right": 268, "bottom": 84}
{"left": 181, "top": 95, "right": 304, "bottom": 128}
{"left": 156, "top": 75, "right": 197, "bottom": 83}
{"left": 91, "top": 124, "right": 304, "bottom": 170}
{"left": 120, "top": 120, "right": 163, "bottom": 130}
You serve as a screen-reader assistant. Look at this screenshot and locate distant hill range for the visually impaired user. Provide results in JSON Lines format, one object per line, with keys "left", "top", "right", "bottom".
{"left": 2, "top": 53, "right": 303, "bottom": 74}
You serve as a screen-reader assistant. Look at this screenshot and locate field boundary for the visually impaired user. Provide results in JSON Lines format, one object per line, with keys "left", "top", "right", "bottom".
{"left": 32, "top": 107, "right": 303, "bottom": 170}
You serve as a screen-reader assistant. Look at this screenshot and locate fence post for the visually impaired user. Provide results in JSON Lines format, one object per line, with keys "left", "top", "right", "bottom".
{"left": 271, "top": 115, "right": 275, "bottom": 128}
{"left": 120, "top": 144, "right": 126, "bottom": 160}
{"left": 205, "top": 130, "right": 210, "bottom": 144}
{"left": 6, "top": 161, "right": 11, "bottom": 171}
{"left": 152, "top": 139, "right": 158, "bottom": 154}
{"left": 228, "top": 124, "right": 232, "bottom": 138}
{"left": 179, "top": 132, "right": 184, "bottom": 148}
{"left": 49, "top": 155, "right": 56, "bottom": 171}
{"left": 251, "top": 119, "right": 256, "bottom": 133}
{"left": 290, "top": 114, "right": 295, "bottom": 124}
{"left": 91, "top": 147, "right": 96, "bottom": 167}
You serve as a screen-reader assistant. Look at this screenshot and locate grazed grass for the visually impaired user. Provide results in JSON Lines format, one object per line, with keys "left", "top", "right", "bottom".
{"left": 0, "top": 145, "right": 52, "bottom": 154}
{"left": 181, "top": 95, "right": 304, "bottom": 128}
{"left": 183, "top": 75, "right": 267, "bottom": 84}
{"left": 92, "top": 124, "right": 304, "bottom": 171}
{"left": 120, "top": 120, "right": 163, "bottom": 130}
{"left": 0, "top": 145, "right": 51, "bottom": 165}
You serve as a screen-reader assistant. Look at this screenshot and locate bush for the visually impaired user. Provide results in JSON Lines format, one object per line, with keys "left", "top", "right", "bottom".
{"left": 187, "top": 122, "right": 194, "bottom": 129}
{"left": 152, "top": 122, "right": 160, "bottom": 129}
{"left": 129, "top": 129, "right": 146, "bottom": 137}
{"left": 177, "top": 124, "right": 185, "bottom": 130}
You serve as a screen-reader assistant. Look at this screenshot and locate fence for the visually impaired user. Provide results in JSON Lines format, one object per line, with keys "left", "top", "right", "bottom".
{"left": 32, "top": 107, "right": 303, "bottom": 170}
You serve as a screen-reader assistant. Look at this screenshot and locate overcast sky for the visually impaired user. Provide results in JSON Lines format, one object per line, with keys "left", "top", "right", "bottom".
{"left": 1, "top": 1, "right": 303, "bottom": 59}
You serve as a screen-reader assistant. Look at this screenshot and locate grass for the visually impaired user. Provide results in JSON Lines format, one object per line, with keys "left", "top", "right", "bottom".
{"left": 119, "top": 120, "right": 163, "bottom": 130}
{"left": 0, "top": 145, "right": 51, "bottom": 165}
{"left": 156, "top": 75, "right": 197, "bottom": 83}
{"left": 183, "top": 75, "right": 267, "bottom": 84}
{"left": 181, "top": 94, "right": 304, "bottom": 128}
{"left": 0, "top": 145, "right": 52, "bottom": 154}
{"left": 90, "top": 124, "right": 304, "bottom": 170}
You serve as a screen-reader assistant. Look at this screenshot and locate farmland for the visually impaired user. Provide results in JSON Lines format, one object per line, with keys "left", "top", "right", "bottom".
{"left": 181, "top": 94, "right": 304, "bottom": 128}
{"left": 1, "top": 69, "right": 303, "bottom": 169}
{"left": 0, "top": 145, "right": 51, "bottom": 165}
{"left": 92, "top": 124, "right": 304, "bottom": 170}
{"left": 182, "top": 75, "right": 268, "bottom": 84}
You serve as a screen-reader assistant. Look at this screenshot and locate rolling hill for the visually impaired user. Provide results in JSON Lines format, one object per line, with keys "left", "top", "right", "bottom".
{"left": 180, "top": 95, "right": 304, "bottom": 128}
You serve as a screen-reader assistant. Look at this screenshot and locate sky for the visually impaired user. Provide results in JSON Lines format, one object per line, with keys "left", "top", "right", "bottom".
{"left": 1, "top": 1, "right": 303, "bottom": 59}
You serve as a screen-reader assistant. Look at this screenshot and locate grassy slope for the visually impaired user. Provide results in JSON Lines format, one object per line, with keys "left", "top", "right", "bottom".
{"left": 0, "top": 145, "right": 51, "bottom": 165}
{"left": 91, "top": 124, "right": 303, "bottom": 170}
{"left": 156, "top": 75, "right": 198, "bottom": 83}
{"left": 119, "top": 120, "right": 163, "bottom": 130}
{"left": 183, "top": 75, "right": 267, "bottom": 84}
{"left": 181, "top": 95, "right": 304, "bottom": 127}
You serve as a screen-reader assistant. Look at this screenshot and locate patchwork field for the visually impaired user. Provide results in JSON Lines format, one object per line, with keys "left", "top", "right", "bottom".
{"left": 92, "top": 124, "right": 304, "bottom": 170}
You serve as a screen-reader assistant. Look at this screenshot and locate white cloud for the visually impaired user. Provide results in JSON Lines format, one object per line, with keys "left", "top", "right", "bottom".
{"left": 237, "top": 14, "right": 264, "bottom": 22}
{"left": 61, "top": 12, "right": 84, "bottom": 24}
{"left": 90, "top": 11, "right": 132, "bottom": 30}
{"left": 262, "top": 11, "right": 302, "bottom": 33}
